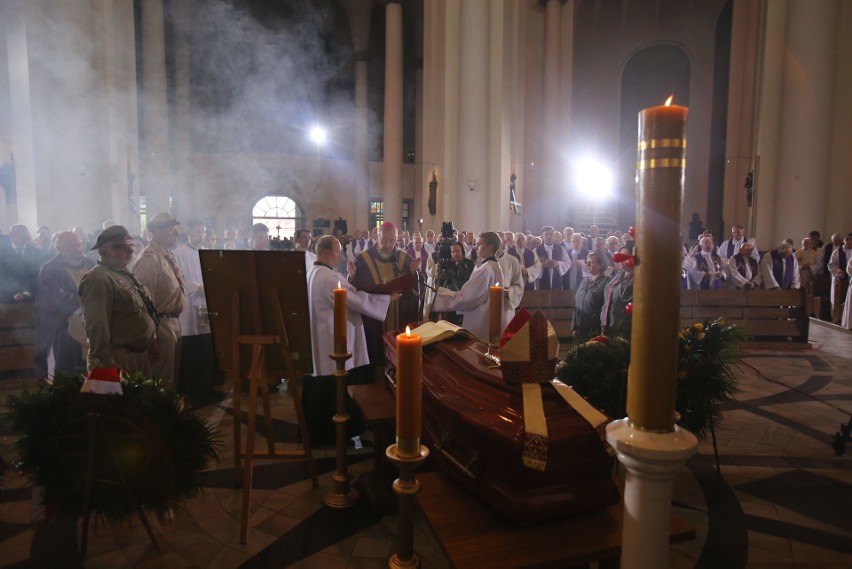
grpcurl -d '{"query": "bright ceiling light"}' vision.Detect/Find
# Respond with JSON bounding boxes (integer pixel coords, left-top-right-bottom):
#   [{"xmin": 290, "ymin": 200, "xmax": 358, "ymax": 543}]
[
  {"xmin": 309, "ymin": 125, "xmax": 327, "ymax": 145},
  {"xmin": 574, "ymin": 157, "xmax": 613, "ymax": 200}
]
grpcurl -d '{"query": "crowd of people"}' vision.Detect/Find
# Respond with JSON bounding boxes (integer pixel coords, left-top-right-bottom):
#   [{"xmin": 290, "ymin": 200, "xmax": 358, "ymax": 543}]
[{"xmin": 1, "ymin": 217, "xmax": 850, "ymax": 433}]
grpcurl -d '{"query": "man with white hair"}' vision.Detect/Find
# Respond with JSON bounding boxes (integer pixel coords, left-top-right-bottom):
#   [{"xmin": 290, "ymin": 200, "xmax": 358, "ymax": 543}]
[
  {"xmin": 351, "ymin": 222, "xmax": 419, "ymax": 373},
  {"xmin": 508, "ymin": 232, "xmax": 541, "ymax": 290},
  {"xmin": 690, "ymin": 236, "xmax": 725, "ymax": 289},
  {"xmin": 726, "ymin": 242, "xmax": 762, "ymax": 289},
  {"xmin": 34, "ymin": 231, "xmax": 95, "ymax": 378},
  {"xmin": 759, "ymin": 241, "xmax": 801, "ymax": 290}
]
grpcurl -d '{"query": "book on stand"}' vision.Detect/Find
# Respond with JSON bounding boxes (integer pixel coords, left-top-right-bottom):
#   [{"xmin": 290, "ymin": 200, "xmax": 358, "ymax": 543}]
[{"xmin": 414, "ymin": 320, "xmax": 482, "ymax": 346}]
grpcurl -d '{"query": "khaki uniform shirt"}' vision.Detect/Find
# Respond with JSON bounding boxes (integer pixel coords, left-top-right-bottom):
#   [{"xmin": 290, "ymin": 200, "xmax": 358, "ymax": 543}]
[
  {"xmin": 79, "ymin": 263, "xmax": 158, "ymax": 368},
  {"xmin": 133, "ymin": 243, "xmax": 185, "ymax": 316}
]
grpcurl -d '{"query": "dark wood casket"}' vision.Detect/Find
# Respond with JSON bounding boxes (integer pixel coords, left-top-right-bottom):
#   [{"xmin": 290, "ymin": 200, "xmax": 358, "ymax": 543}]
[{"xmin": 385, "ymin": 333, "xmax": 620, "ymax": 526}]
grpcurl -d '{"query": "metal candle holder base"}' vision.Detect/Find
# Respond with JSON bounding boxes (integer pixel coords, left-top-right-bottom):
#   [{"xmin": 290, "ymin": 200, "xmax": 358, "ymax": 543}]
[
  {"xmin": 323, "ymin": 348, "xmax": 359, "ymax": 509},
  {"xmin": 386, "ymin": 444, "xmax": 429, "ymax": 569}
]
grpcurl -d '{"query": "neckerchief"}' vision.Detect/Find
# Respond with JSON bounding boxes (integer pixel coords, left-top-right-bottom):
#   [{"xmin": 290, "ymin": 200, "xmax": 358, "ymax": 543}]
[{"xmin": 100, "ymin": 261, "xmax": 160, "ymax": 328}]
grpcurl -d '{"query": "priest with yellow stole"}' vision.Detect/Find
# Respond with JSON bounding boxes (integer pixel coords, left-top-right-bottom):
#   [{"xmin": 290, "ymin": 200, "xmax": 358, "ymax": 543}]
[{"xmin": 350, "ymin": 222, "xmax": 419, "ymax": 375}]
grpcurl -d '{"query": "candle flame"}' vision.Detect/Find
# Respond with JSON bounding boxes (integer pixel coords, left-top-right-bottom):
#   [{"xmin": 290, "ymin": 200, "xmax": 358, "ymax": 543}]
[
  {"xmin": 495, "ymin": 282, "xmax": 500, "ymax": 287},
  {"xmin": 665, "ymin": 95, "xmax": 673, "ymax": 106},
  {"xmin": 405, "ymin": 325, "xmax": 411, "ymax": 337},
  {"xmin": 337, "ymin": 280, "xmax": 341, "ymax": 288}
]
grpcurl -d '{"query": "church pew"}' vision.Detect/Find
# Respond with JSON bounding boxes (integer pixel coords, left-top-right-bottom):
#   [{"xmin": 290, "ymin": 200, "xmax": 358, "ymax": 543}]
[
  {"xmin": 517, "ymin": 287, "xmax": 808, "ymax": 344},
  {"xmin": 0, "ymin": 303, "xmax": 36, "ymax": 373}
]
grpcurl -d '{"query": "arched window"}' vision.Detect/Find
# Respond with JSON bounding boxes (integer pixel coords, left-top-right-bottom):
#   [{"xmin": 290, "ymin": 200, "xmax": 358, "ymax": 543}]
[{"xmin": 252, "ymin": 195, "xmax": 303, "ymax": 239}]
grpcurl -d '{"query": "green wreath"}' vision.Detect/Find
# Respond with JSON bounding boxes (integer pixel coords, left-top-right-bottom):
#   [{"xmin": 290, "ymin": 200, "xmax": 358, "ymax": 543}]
[
  {"xmin": 556, "ymin": 318, "xmax": 744, "ymax": 441},
  {"xmin": 5, "ymin": 372, "xmax": 221, "ymax": 522}
]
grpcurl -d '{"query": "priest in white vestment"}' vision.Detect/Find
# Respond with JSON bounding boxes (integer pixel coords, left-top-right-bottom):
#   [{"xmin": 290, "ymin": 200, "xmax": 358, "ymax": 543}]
[
  {"xmin": 497, "ymin": 246, "xmax": 524, "ymax": 313},
  {"xmin": 304, "ymin": 235, "xmax": 395, "ymax": 445},
  {"xmin": 432, "ymin": 232, "xmax": 512, "ymax": 341}
]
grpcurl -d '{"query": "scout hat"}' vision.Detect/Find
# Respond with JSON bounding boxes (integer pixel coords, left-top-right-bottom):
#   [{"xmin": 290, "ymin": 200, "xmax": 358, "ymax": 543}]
[
  {"xmin": 147, "ymin": 212, "xmax": 180, "ymax": 230},
  {"xmin": 91, "ymin": 225, "xmax": 131, "ymax": 250}
]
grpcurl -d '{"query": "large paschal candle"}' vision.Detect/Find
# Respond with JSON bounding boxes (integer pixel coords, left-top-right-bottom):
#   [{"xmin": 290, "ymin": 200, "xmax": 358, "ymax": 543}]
[
  {"xmin": 333, "ymin": 282, "xmax": 347, "ymax": 349},
  {"xmin": 627, "ymin": 96, "xmax": 687, "ymax": 433},
  {"xmin": 396, "ymin": 326, "xmax": 422, "ymax": 458}
]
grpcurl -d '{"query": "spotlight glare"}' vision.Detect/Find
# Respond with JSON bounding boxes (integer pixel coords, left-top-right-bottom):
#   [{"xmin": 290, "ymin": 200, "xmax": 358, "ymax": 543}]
[
  {"xmin": 574, "ymin": 158, "xmax": 613, "ymax": 200},
  {"xmin": 309, "ymin": 126, "xmax": 327, "ymax": 145}
]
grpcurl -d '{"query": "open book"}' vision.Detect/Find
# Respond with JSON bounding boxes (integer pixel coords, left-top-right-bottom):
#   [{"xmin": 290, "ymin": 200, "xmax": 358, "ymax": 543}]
[{"xmin": 414, "ymin": 320, "xmax": 482, "ymax": 346}]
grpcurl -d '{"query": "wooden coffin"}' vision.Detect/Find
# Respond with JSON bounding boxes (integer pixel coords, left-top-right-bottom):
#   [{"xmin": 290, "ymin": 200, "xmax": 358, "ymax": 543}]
[{"xmin": 385, "ymin": 333, "xmax": 619, "ymax": 526}]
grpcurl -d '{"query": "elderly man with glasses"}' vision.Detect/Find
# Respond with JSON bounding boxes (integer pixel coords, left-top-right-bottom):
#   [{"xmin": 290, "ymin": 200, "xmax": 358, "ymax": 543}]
[{"xmin": 78, "ymin": 225, "xmax": 160, "ymax": 376}]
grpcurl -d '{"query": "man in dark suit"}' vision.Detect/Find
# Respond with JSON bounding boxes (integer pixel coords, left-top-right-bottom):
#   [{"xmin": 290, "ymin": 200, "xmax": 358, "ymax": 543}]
[{"xmin": 4, "ymin": 224, "xmax": 50, "ymax": 302}]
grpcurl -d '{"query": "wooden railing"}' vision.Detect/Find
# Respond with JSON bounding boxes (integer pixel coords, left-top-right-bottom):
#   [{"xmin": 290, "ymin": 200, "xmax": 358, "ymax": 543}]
[
  {"xmin": 0, "ymin": 303, "xmax": 35, "ymax": 374},
  {"xmin": 518, "ymin": 288, "xmax": 809, "ymax": 343}
]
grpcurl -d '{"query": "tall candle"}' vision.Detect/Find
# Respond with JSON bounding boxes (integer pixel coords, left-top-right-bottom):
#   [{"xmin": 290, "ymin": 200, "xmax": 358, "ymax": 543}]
[
  {"xmin": 333, "ymin": 281, "xmax": 347, "ymax": 349},
  {"xmin": 627, "ymin": 96, "xmax": 687, "ymax": 432},
  {"xmin": 396, "ymin": 326, "xmax": 422, "ymax": 458},
  {"xmin": 489, "ymin": 282, "xmax": 503, "ymax": 344}
]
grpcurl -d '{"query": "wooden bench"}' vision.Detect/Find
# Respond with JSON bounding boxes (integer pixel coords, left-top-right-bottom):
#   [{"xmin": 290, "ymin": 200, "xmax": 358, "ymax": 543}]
[
  {"xmin": 0, "ymin": 302, "xmax": 35, "ymax": 374},
  {"xmin": 516, "ymin": 288, "xmax": 808, "ymax": 344},
  {"xmin": 518, "ymin": 289, "xmax": 575, "ymax": 339},
  {"xmin": 348, "ymin": 382, "xmax": 399, "ymax": 514},
  {"xmin": 680, "ymin": 288, "xmax": 809, "ymax": 343}
]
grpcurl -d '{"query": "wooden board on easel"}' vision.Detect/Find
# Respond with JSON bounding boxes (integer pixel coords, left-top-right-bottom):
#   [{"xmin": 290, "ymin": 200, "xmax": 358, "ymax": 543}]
[
  {"xmin": 200, "ymin": 250, "xmax": 313, "ymax": 378},
  {"xmin": 199, "ymin": 250, "xmax": 317, "ymax": 544}
]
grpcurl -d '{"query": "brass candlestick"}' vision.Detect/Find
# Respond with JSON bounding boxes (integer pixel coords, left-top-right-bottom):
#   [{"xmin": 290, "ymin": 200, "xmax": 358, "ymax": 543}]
[
  {"xmin": 386, "ymin": 444, "xmax": 429, "ymax": 569},
  {"xmin": 323, "ymin": 346, "xmax": 359, "ymax": 509}
]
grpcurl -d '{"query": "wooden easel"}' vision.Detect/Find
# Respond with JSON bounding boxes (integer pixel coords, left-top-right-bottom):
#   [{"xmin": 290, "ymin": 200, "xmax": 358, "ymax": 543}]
[
  {"xmin": 200, "ymin": 250, "xmax": 318, "ymax": 545},
  {"xmin": 230, "ymin": 291, "xmax": 318, "ymax": 543}
]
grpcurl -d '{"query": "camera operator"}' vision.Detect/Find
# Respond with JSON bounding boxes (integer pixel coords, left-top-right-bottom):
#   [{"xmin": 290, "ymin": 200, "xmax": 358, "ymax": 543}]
[{"xmin": 426, "ymin": 222, "xmax": 474, "ymax": 324}]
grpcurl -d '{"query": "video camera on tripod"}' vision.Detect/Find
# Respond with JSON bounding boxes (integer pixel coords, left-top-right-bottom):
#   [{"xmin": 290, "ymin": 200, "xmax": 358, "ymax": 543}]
[{"xmin": 435, "ymin": 221, "xmax": 464, "ymax": 290}]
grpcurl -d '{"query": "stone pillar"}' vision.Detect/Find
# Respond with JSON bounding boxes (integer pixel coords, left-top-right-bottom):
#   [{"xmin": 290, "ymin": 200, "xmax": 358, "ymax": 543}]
[
  {"xmin": 340, "ymin": 0, "xmax": 373, "ymax": 231},
  {"xmin": 456, "ymin": 0, "xmax": 489, "ymax": 232},
  {"xmin": 752, "ymin": 0, "xmax": 786, "ymax": 248},
  {"xmin": 2, "ymin": 0, "xmax": 35, "ymax": 227},
  {"xmin": 170, "ymin": 0, "xmax": 193, "ymax": 224},
  {"xmin": 606, "ymin": 421, "xmax": 697, "ymax": 569},
  {"xmin": 773, "ymin": 0, "xmax": 836, "ymax": 244},
  {"xmin": 140, "ymin": 0, "xmax": 171, "ymax": 219},
  {"xmin": 98, "ymin": 0, "xmax": 139, "ymax": 231},
  {"xmin": 383, "ymin": 1, "xmax": 403, "ymax": 227},
  {"xmin": 542, "ymin": 0, "xmax": 562, "ymax": 224}
]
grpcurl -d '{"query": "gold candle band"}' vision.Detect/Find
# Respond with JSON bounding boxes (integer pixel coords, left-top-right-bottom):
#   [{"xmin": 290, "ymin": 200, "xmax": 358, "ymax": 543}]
[
  {"xmin": 636, "ymin": 158, "xmax": 687, "ymax": 170},
  {"xmin": 637, "ymin": 137, "xmax": 687, "ymax": 150}
]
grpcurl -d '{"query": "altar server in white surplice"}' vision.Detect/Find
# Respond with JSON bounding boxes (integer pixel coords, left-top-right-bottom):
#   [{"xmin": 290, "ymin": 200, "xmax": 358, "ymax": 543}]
[
  {"xmin": 432, "ymin": 232, "xmax": 512, "ymax": 341},
  {"xmin": 497, "ymin": 246, "xmax": 525, "ymax": 313},
  {"xmin": 304, "ymin": 235, "xmax": 395, "ymax": 445},
  {"xmin": 307, "ymin": 236, "xmax": 394, "ymax": 376}
]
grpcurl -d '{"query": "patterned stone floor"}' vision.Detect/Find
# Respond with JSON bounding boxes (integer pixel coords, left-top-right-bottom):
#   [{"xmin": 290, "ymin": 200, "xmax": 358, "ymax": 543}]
[{"xmin": 1, "ymin": 321, "xmax": 851, "ymax": 568}]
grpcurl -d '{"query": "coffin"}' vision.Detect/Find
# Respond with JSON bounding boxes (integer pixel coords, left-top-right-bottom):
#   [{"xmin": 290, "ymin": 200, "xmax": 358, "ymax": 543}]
[{"xmin": 385, "ymin": 333, "xmax": 620, "ymax": 526}]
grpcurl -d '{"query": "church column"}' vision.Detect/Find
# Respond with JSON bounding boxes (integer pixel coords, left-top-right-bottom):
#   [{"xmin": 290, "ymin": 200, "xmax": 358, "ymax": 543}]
[
  {"xmin": 2, "ymin": 0, "xmax": 36, "ymax": 227},
  {"xmin": 752, "ymin": 0, "xmax": 786, "ymax": 248},
  {"xmin": 456, "ymin": 0, "xmax": 489, "ymax": 232},
  {"xmin": 542, "ymin": 0, "xmax": 562, "ymax": 226},
  {"xmin": 772, "ymin": 0, "xmax": 836, "ymax": 244},
  {"xmin": 383, "ymin": 0, "xmax": 403, "ymax": 227},
  {"xmin": 170, "ymin": 0, "xmax": 193, "ymax": 225},
  {"xmin": 97, "ymin": 0, "xmax": 139, "ymax": 231},
  {"xmin": 341, "ymin": 0, "xmax": 373, "ymax": 232},
  {"xmin": 140, "ymin": 0, "xmax": 171, "ymax": 219}
]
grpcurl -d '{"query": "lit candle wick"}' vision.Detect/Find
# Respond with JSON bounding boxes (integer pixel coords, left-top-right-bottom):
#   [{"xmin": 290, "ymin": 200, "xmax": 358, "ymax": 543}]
[
  {"xmin": 665, "ymin": 95, "xmax": 674, "ymax": 106},
  {"xmin": 405, "ymin": 325, "xmax": 411, "ymax": 337}
]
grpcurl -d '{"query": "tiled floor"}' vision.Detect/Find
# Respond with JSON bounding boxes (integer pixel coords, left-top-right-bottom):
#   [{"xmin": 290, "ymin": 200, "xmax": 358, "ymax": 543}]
[{"xmin": 1, "ymin": 321, "xmax": 851, "ymax": 568}]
